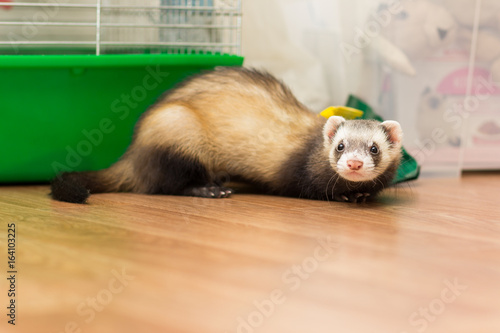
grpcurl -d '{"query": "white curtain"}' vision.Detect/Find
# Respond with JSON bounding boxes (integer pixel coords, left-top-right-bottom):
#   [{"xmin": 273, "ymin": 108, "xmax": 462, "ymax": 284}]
[{"xmin": 242, "ymin": 0, "xmax": 376, "ymax": 112}]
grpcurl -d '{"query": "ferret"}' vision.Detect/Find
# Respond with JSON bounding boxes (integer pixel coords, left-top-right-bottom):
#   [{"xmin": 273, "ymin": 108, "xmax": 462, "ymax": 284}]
[{"xmin": 50, "ymin": 67, "xmax": 403, "ymax": 204}]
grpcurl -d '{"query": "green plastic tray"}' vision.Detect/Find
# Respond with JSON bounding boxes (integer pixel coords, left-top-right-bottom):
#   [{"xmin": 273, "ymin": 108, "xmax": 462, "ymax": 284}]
[{"xmin": 0, "ymin": 53, "xmax": 243, "ymax": 182}]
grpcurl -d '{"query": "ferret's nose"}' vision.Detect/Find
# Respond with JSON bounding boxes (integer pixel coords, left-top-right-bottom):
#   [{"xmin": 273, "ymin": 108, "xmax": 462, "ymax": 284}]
[{"xmin": 347, "ymin": 160, "xmax": 363, "ymax": 170}]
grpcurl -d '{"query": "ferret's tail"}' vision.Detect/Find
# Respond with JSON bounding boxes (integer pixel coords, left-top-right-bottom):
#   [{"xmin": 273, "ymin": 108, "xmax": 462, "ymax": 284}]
[{"xmin": 50, "ymin": 162, "xmax": 132, "ymax": 204}]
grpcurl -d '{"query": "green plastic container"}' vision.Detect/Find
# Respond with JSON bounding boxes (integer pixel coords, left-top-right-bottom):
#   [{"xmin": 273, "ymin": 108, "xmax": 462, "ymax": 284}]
[{"xmin": 0, "ymin": 53, "xmax": 244, "ymax": 182}]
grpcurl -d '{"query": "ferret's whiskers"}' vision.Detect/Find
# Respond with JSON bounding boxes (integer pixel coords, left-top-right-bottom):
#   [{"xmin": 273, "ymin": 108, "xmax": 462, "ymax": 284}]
[
  {"xmin": 330, "ymin": 175, "xmax": 341, "ymax": 200},
  {"xmin": 325, "ymin": 174, "xmax": 336, "ymax": 202}
]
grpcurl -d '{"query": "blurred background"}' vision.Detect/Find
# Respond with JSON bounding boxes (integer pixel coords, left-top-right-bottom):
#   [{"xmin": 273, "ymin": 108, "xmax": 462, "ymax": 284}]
[
  {"xmin": 1, "ymin": 0, "xmax": 499, "ymax": 180},
  {"xmin": 243, "ymin": 0, "xmax": 500, "ymax": 177}
]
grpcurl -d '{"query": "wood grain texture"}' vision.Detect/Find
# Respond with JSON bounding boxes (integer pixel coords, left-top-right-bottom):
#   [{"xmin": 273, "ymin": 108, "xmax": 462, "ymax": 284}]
[{"xmin": 1, "ymin": 173, "xmax": 500, "ymax": 333}]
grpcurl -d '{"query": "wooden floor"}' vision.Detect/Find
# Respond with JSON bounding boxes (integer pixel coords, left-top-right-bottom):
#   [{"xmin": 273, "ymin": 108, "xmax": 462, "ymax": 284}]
[{"xmin": 1, "ymin": 173, "xmax": 500, "ymax": 333}]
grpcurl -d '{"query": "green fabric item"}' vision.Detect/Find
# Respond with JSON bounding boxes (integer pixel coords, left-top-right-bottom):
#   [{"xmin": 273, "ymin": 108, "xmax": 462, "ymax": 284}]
[{"xmin": 345, "ymin": 95, "xmax": 420, "ymax": 184}]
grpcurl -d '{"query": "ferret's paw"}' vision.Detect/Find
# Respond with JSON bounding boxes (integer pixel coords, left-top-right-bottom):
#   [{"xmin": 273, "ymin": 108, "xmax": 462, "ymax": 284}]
[
  {"xmin": 183, "ymin": 186, "xmax": 233, "ymax": 198},
  {"xmin": 334, "ymin": 192, "xmax": 370, "ymax": 203},
  {"xmin": 358, "ymin": 193, "xmax": 371, "ymax": 203},
  {"xmin": 333, "ymin": 194, "xmax": 350, "ymax": 202}
]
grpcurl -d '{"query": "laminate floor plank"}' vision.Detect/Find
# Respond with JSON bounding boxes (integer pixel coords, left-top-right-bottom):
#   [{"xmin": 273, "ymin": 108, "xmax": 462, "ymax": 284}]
[{"xmin": 1, "ymin": 173, "xmax": 499, "ymax": 333}]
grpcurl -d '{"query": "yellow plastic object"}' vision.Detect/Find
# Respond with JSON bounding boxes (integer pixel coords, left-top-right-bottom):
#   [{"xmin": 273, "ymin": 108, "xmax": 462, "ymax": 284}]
[{"xmin": 320, "ymin": 106, "xmax": 364, "ymax": 120}]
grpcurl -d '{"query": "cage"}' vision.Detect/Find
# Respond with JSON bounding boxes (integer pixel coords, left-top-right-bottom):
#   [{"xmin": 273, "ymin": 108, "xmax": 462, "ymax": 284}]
[
  {"xmin": 0, "ymin": 0, "xmax": 243, "ymax": 182},
  {"xmin": 0, "ymin": 0, "xmax": 242, "ymax": 55}
]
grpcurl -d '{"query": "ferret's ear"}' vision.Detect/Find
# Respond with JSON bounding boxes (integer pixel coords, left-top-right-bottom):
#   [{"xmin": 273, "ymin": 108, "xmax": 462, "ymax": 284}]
[
  {"xmin": 381, "ymin": 120, "xmax": 403, "ymax": 147},
  {"xmin": 323, "ymin": 116, "xmax": 345, "ymax": 147}
]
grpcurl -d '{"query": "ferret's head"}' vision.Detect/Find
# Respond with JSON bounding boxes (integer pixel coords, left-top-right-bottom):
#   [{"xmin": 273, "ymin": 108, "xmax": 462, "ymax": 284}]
[{"xmin": 323, "ymin": 117, "xmax": 403, "ymax": 182}]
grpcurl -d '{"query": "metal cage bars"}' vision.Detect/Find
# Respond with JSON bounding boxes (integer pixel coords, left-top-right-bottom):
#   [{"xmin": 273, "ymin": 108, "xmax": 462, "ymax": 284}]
[{"xmin": 0, "ymin": 1, "xmax": 241, "ymax": 55}]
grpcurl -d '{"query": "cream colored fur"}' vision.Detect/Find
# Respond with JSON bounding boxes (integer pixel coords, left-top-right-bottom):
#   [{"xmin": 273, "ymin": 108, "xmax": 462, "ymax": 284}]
[{"xmin": 134, "ymin": 68, "xmax": 322, "ymax": 184}]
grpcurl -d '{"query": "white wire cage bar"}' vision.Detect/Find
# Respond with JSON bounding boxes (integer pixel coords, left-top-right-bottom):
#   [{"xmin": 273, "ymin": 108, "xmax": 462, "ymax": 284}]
[{"xmin": 0, "ymin": 0, "xmax": 242, "ymax": 55}]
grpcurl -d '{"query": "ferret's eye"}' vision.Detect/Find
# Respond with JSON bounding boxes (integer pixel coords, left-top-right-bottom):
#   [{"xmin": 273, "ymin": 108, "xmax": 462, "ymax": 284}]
[
  {"xmin": 370, "ymin": 145, "xmax": 379, "ymax": 154},
  {"xmin": 336, "ymin": 143, "xmax": 345, "ymax": 152}
]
